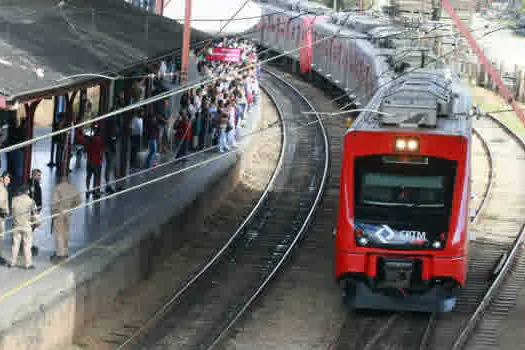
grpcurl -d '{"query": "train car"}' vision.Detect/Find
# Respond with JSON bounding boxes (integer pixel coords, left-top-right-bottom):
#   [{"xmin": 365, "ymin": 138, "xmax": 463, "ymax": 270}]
[
  {"xmin": 335, "ymin": 69, "xmax": 472, "ymax": 312},
  {"xmin": 253, "ymin": 2, "xmax": 328, "ymax": 65},
  {"xmin": 252, "ymin": 0, "xmax": 474, "ymax": 313}
]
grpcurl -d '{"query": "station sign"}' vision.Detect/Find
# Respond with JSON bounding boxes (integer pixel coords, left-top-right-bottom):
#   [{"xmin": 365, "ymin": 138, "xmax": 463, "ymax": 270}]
[{"xmin": 205, "ymin": 48, "xmax": 242, "ymax": 63}]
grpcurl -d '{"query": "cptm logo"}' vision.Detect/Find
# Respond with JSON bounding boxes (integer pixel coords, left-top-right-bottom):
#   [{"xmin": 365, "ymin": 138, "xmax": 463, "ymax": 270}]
[{"xmin": 375, "ymin": 225, "xmax": 427, "ymax": 243}]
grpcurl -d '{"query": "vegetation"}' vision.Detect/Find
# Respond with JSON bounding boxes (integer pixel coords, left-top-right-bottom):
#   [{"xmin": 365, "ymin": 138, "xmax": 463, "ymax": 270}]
[{"xmin": 469, "ymin": 85, "xmax": 525, "ymax": 139}]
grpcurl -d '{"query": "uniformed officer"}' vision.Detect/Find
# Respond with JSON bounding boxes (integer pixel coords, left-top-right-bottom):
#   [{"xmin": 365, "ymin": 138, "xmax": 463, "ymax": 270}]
[
  {"xmin": 51, "ymin": 175, "xmax": 81, "ymax": 263},
  {"xmin": 8, "ymin": 185, "xmax": 39, "ymax": 269},
  {"xmin": 0, "ymin": 172, "xmax": 10, "ymax": 262}
]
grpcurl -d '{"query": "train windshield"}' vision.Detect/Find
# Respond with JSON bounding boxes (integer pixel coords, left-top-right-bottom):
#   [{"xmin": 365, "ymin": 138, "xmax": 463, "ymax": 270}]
[
  {"xmin": 354, "ymin": 155, "xmax": 457, "ymax": 249},
  {"xmin": 362, "ymin": 173, "xmax": 445, "ymax": 208}
]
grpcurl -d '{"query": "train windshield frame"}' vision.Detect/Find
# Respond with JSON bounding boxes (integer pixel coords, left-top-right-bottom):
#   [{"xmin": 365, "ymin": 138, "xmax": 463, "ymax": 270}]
[{"xmin": 353, "ymin": 155, "xmax": 457, "ymax": 249}]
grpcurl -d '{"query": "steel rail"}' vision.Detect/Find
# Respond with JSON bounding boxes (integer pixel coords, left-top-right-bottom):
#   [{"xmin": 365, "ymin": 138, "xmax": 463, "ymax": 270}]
[
  {"xmin": 471, "ymin": 128, "xmax": 496, "ymax": 226},
  {"xmin": 450, "ymin": 114, "xmax": 525, "ymax": 350},
  {"xmin": 318, "ymin": 80, "xmax": 497, "ymax": 350},
  {"xmin": 205, "ymin": 68, "xmax": 330, "ymax": 349},
  {"xmin": 116, "ymin": 79, "xmax": 288, "ymax": 349},
  {"xmin": 418, "ymin": 124, "xmax": 498, "ymax": 350}
]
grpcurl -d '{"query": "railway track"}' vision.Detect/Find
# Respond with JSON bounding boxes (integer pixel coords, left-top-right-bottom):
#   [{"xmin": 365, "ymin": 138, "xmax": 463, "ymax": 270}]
[
  {"xmin": 328, "ymin": 122, "xmax": 497, "ymax": 350},
  {"xmin": 215, "ymin": 62, "xmax": 525, "ymax": 350},
  {"xmin": 215, "ymin": 65, "xmax": 351, "ymax": 349},
  {"xmin": 113, "ymin": 69, "xmax": 329, "ymax": 349},
  {"xmin": 216, "ymin": 64, "xmax": 502, "ymax": 350},
  {"xmin": 329, "ymin": 112, "xmax": 525, "ymax": 350}
]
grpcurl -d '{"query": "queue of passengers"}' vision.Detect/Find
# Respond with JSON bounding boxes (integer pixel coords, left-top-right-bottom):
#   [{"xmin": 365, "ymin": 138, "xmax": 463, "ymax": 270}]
[
  {"xmin": 0, "ymin": 38, "xmax": 260, "ymax": 269},
  {"xmin": 142, "ymin": 37, "xmax": 260, "ymax": 166}
]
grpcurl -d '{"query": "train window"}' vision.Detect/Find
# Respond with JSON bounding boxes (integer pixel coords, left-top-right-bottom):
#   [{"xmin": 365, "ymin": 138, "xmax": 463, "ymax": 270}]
[
  {"xmin": 362, "ymin": 173, "xmax": 445, "ymax": 207},
  {"xmin": 353, "ymin": 155, "xmax": 456, "ymax": 242}
]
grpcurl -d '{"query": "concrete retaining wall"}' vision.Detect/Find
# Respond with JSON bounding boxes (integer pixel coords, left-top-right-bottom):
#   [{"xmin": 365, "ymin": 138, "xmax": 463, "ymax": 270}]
[{"xmin": 0, "ymin": 103, "xmax": 262, "ymax": 350}]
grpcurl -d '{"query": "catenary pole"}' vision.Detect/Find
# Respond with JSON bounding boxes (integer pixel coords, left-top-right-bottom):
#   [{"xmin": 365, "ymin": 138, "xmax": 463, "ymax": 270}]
[
  {"xmin": 181, "ymin": 0, "xmax": 192, "ymax": 84},
  {"xmin": 440, "ymin": 0, "xmax": 525, "ymax": 125}
]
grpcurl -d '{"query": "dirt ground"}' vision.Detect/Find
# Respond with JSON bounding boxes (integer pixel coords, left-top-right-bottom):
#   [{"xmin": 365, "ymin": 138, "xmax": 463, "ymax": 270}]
[
  {"xmin": 469, "ymin": 85, "xmax": 525, "ymax": 138},
  {"xmin": 66, "ymin": 93, "xmax": 281, "ymax": 350}
]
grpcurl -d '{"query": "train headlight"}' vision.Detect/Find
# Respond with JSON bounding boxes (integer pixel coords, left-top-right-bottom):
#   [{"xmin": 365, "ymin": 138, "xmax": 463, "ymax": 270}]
[
  {"xmin": 394, "ymin": 137, "xmax": 419, "ymax": 152},
  {"xmin": 432, "ymin": 241, "xmax": 442, "ymax": 249},
  {"xmin": 395, "ymin": 138, "xmax": 406, "ymax": 150},
  {"xmin": 358, "ymin": 237, "xmax": 368, "ymax": 246},
  {"xmin": 407, "ymin": 139, "xmax": 418, "ymax": 151}
]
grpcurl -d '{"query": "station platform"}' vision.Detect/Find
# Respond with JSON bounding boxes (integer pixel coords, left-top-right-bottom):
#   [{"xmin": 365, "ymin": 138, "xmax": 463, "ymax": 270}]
[{"xmin": 0, "ymin": 65, "xmax": 262, "ymax": 349}]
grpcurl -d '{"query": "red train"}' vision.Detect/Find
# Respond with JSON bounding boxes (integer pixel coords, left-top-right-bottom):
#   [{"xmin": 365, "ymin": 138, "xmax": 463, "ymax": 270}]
[{"xmin": 334, "ymin": 72, "xmax": 472, "ymax": 312}]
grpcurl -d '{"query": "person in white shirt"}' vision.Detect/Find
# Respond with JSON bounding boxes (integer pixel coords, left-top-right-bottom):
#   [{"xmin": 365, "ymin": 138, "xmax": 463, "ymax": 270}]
[
  {"xmin": 130, "ymin": 110, "xmax": 144, "ymax": 168},
  {"xmin": 227, "ymin": 101, "xmax": 237, "ymax": 148}
]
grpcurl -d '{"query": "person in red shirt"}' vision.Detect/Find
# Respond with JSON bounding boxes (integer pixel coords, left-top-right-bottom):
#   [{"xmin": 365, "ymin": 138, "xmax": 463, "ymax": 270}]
[
  {"xmin": 174, "ymin": 110, "xmax": 191, "ymax": 160},
  {"xmin": 84, "ymin": 128, "xmax": 105, "ymax": 199}
]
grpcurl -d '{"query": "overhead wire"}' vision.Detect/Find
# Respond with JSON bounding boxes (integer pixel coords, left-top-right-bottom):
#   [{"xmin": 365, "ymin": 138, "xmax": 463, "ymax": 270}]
[
  {"xmin": 15, "ymin": 0, "xmax": 316, "ymax": 206},
  {"xmin": 37, "ymin": 6, "xmax": 318, "ymax": 84},
  {"xmin": 2, "ymin": 88, "xmax": 352, "ymax": 238},
  {"xmin": 4, "ymin": 2, "xmax": 316, "ymax": 207},
  {"xmin": 0, "ymin": 14, "xmax": 350, "ymax": 156},
  {"xmin": 14, "ymin": 30, "xmax": 507, "ymax": 235},
  {"xmin": 12, "ymin": 8, "xmax": 356, "ymax": 216},
  {"xmin": 6, "ymin": 8, "xmax": 506, "ymax": 207},
  {"xmin": 316, "ymin": 25, "xmax": 513, "ymax": 111},
  {"xmin": 1, "ymin": 3, "xmax": 512, "ymax": 247},
  {"xmin": 1, "ymin": 5, "xmax": 500, "ymax": 175},
  {"xmin": 28, "ymin": 8, "xmax": 380, "ymax": 212}
]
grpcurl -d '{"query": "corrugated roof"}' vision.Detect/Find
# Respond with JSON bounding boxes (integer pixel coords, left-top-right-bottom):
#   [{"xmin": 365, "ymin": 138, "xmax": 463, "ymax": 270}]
[{"xmin": 0, "ymin": 0, "xmax": 209, "ymax": 101}]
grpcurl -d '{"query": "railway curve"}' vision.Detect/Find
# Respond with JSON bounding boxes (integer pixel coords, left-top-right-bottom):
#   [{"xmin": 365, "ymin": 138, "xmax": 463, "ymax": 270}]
[{"xmin": 113, "ymin": 69, "xmax": 330, "ymax": 350}]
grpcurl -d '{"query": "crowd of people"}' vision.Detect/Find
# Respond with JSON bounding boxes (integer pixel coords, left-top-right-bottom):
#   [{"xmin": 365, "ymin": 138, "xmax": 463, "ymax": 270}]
[
  {"xmin": 142, "ymin": 37, "xmax": 261, "ymax": 170},
  {"xmin": 0, "ymin": 37, "xmax": 260, "ymax": 269}
]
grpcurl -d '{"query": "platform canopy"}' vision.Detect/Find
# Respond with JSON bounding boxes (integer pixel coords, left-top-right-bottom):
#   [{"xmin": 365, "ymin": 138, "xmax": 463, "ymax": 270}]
[
  {"xmin": 164, "ymin": 0, "xmax": 262, "ymax": 35},
  {"xmin": 0, "ymin": 0, "xmax": 209, "ymax": 105}
]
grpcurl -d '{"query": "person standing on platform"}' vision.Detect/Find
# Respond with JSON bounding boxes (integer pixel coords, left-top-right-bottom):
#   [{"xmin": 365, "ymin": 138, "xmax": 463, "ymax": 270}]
[
  {"xmin": 84, "ymin": 128, "xmax": 105, "ymax": 199},
  {"xmin": 174, "ymin": 110, "xmax": 191, "ymax": 159},
  {"xmin": 130, "ymin": 111, "xmax": 143, "ymax": 169},
  {"xmin": 0, "ymin": 172, "xmax": 10, "ymax": 263},
  {"xmin": 145, "ymin": 114, "xmax": 159, "ymax": 168},
  {"xmin": 29, "ymin": 169, "xmax": 42, "ymax": 212},
  {"xmin": 155, "ymin": 98, "xmax": 170, "ymax": 154},
  {"xmin": 28, "ymin": 169, "xmax": 42, "ymax": 256},
  {"xmin": 51, "ymin": 175, "xmax": 81, "ymax": 263},
  {"xmin": 105, "ymin": 91, "xmax": 125, "ymax": 194},
  {"xmin": 8, "ymin": 185, "xmax": 39, "ymax": 269}
]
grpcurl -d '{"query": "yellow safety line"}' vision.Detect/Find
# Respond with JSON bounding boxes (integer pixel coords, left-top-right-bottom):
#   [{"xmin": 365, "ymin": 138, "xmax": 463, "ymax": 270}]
[
  {"xmin": 92, "ymin": 244, "xmax": 117, "ymax": 251},
  {"xmin": 0, "ymin": 214, "xmax": 139, "ymax": 303}
]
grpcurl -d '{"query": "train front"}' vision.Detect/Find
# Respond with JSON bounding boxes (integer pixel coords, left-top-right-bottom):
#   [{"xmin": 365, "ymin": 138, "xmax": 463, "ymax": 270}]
[{"xmin": 335, "ymin": 124, "xmax": 470, "ymax": 312}]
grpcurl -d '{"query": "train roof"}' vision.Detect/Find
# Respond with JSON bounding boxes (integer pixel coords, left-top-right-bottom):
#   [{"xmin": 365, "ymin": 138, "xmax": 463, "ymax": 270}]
[{"xmin": 351, "ymin": 69, "xmax": 472, "ymax": 137}]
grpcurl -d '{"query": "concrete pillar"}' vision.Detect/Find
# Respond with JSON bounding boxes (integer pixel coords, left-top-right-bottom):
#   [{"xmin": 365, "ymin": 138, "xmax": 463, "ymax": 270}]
[
  {"xmin": 98, "ymin": 81, "xmax": 110, "ymax": 144},
  {"xmin": 119, "ymin": 80, "xmax": 133, "ymax": 178},
  {"xmin": 180, "ymin": 0, "xmax": 192, "ymax": 84},
  {"xmin": 155, "ymin": 0, "xmax": 164, "ymax": 15},
  {"xmin": 48, "ymin": 96, "xmax": 59, "ymax": 166},
  {"xmin": 22, "ymin": 101, "xmax": 40, "ymax": 184},
  {"xmin": 60, "ymin": 91, "xmax": 78, "ymax": 176}
]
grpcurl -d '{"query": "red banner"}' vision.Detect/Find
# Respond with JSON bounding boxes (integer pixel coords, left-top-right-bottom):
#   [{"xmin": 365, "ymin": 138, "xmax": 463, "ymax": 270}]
[{"xmin": 205, "ymin": 47, "xmax": 242, "ymax": 63}]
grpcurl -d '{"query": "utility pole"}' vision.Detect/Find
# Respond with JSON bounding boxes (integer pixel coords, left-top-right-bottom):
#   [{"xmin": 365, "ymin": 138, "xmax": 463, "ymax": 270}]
[
  {"xmin": 333, "ymin": 0, "xmax": 338, "ymax": 11},
  {"xmin": 181, "ymin": 0, "xmax": 192, "ymax": 84},
  {"xmin": 440, "ymin": 0, "xmax": 525, "ymax": 125},
  {"xmin": 155, "ymin": 0, "xmax": 164, "ymax": 15}
]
